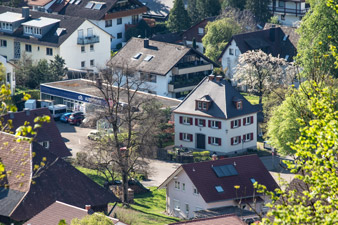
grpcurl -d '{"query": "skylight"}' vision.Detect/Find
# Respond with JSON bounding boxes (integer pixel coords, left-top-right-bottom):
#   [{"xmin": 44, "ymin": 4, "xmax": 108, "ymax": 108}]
[
  {"xmin": 69, "ymin": 0, "xmax": 76, "ymax": 4},
  {"xmin": 212, "ymin": 164, "xmax": 238, "ymax": 178},
  {"xmin": 75, "ymin": 0, "xmax": 81, "ymax": 5},
  {"xmin": 250, "ymin": 178, "xmax": 256, "ymax": 184},
  {"xmin": 283, "ymin": 35, "xmax": 289, "ymax": 41},
  {"xmin": 285, "ymin": 55, "xmax": 289, "ymax": 61},
  {"xmin": 133, "ymin": 52, "xmax": 142, "ymax": 59},
  {"xmin": 144, "ymin": 55, "xmax": 153, "ymax": 62},
  {"xmin": 215, "ymin": 185, "xmax": 224, "ymax": 192},
  {"xmin": 93, "ymin": 3, "xmax": 105, "ymax": 10},
  {"xmin": 85, "ymin": 2, "xmax": 95, "ymax": 8}
]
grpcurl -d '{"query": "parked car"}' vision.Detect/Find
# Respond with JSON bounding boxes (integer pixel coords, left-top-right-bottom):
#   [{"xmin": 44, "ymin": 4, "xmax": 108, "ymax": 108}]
[
  {"xmin": 87, "ymin": 130, "xmax": 101, "ymax": 141},
  {"xmin": 68, "ymin": 112, "xmax": 85, "ymax": 125},
  {"xmin": 60, "ymin": 112, "xmax": 72, "ymax": 123}
]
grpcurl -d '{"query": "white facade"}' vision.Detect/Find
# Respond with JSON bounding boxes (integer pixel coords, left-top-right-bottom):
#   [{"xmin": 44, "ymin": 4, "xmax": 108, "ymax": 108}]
[
  {"xmin": 269, "ymin": 0, "xmax": 308, "ymax": 26},
  {"xmin": 174, "ymin": 113, "xmax": 257, "ymax": 155},
  {"xmin": 0, "ymin": 55, "xmax": 16, "ymax": 95},
  {"xmin": 220, "ymin": 39, "xmax": 241, "ymax": 79},
  {"xmin": 165, "ymin": 168, "xmax": 266, "ymax": 219},
  {"xmin": 0, "ymin": 20, "xmax": 111, "ymax": 72}
]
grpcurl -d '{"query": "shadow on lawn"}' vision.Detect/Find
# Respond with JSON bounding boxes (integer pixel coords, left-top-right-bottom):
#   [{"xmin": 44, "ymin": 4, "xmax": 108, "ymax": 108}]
[{"xmin": 130, "ymin": 205, "xmax": 180, "ymax": 223}]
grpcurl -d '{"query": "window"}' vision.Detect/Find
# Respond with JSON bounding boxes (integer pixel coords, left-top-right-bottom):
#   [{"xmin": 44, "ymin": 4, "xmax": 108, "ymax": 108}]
[
  {"xmin": 105, "ymin": 19, "xmax": 112, "ymax": 27},
  {"xmin": 181, "ymin": 116, "xmax": 192, "ymax": 125},
  {"xmin": 39, "ymin": 141, "xmax": 50, "ymax": 149},
  {"xmin": 229, "ymin": 48, "xmax": 234, "ymax": 55},
  {"xmin": 0, "ymin": 40, "xmax": 7, "ymax": 47},
  {"xmin": 231, "ymin": 136, "xmax": 241, "ymax": 145},
  {"xmin": 78, "ymin": 29, "xmax": 83, "ymax": 38},
  {"xmin": 243, "ymin": 116, "xmax": 253, "ymax": 125},
  {"xmin": 196, "ymin": 118, "xmax": 205, "ymax": 127},
  {"xmin": 250, "ymin": 178, "xmax": 256, "ymax": 184},
  {"xmin": 81, "ymin": 61, "xmax": 85, "ymax": 67},
  {"xmin": 285, "ymin": 55, "xmax": 289, "ymax": 61},
  {"xmin": 90, "ymin": 59, "xmax": 94, "ymax": 66},
  {"xmin": 132, "ymin": 15, "xmax": 139, "ymax": 24},
  {"xmin": 185, "ymin": 204, "xmax": 189, "ymax": 214},
  {"xmin": 196, "ymin": 101, "xmax": 208, "ymax": 110},
  {"xmin": 209, "ymin": 120, "xmax": 221, "ymax": 129},
  {"xmin": 243, "ymin": 133, "xmax": 253, "ymax": 142},
  {"xmin": 46, "ymin": 48, "xmax": 53, "ymax": 56},
  {"xmin": 231, "ymin": 119, "xmax": 241, "ymax": 128},
  {"xmin": 278, "ymin": 0, "xmax": 285, "ymax": 7},
  {"xmin": 209, "ymin": 137, "xmax": 221, "ymax": 146},
  {"xmin": 117, "ymin": 32, "xmax": 122, "ymax": 39},
  {"xmin": 236, "ymin": 101, "xmax": 242, "ymax": 109},
  {"xmin": 173, "ymin": 200, "xmax": 180, "ymax": 211},
  {"xmin": 193, "ymin": 187, "xmax": 199, "ymax": 195},
  {"xmin": 37, "ymin": 46, "xmax": 40, "ymax": 51},
  {"xmin": 198, "ymin": 27, "xmax": 204, "ymax": 35},
  {"xmin": 6, "ymin": 73, "xmax": 10, "ymax": 83},
  {"xmin": 25, "ymin": 44, "xmax": 32, "ymax": 52},
  {"xmin": 281, "ymin": 15, "xmax": 285, "ymax": 20},
  {"xmin": 90, "ymin": 44, "xmax": 94, "ymax": 51},
  {"xmin": 81, "ymin": 46, "xmax": 85, "ymax": 53},
  {"xmin": 215, "ymin": 185, "xmax": 224, "ymax": 192},
  {"xmin": 182, "ymin": 183, "xmax": 185, "ymax": 191},
  {"xmin": 180, "ymin": 133, "xmax": 193, "ymax": 142},
  {"xmin": 87, "ymin": 28, "xmax": 93, "ymax": 37},
  {"xmin": 175, "ymin": 181, "xmax": 180, "ymax": 189},
  {"xmin": 117, "ymin": 18, "xmax": 122, "ymax": 25}
]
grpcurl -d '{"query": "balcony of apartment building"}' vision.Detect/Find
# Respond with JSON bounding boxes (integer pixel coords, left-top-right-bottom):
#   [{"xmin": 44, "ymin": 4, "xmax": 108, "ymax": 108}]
[
  {"xmin": 269, "ymin": 0, "xmax": 310, "ymax": 16},
  {"xmin": 168, "ymin": 71, "xmax": 210, "ymax": 93},
  {"xmin": 171, "ymin": 61, "xmax": 213, "ymax": 76},
  {"xmin": 77, "ymin": 35, "xmax": 99, "ymax": 45}
]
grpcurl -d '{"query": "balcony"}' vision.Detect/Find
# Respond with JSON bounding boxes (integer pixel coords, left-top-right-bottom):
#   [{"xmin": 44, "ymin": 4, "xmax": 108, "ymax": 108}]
[
  {"xmin": 168, "ymin": 73, "xmax": 206, "ymax": 93},
  {"xmin": 77, "ymin": 35, "xmax": 100, "ymax": 45},
  {"xmin": 269, "ymin": 6, "xmax": 309, "ymax": 15},
  {"xmin": 172, "ymin": 62, "xmax": 213, "ymax": 75}
]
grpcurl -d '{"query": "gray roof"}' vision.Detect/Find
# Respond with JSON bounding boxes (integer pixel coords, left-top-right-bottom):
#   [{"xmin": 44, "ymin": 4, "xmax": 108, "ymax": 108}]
[
  {"xmin": 0, "ymin": 6, "xmax": 85, "ymax": 47},
  {"xmin": 174, "ymin": 76, "xmax": 258, "ymax": 119},
  {"xmin": 0, "ymin": 188, "xmax": 26, "ymax": 217},
  {"xmin": 110, "ymin": 37, "xmax": 216, "ymax": 76}
]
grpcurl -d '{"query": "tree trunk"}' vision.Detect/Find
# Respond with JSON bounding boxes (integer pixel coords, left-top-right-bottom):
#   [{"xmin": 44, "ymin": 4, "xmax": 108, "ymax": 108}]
[{"xmin": 121, "ymin": 170, "xmax": 129, "ymax": 203}]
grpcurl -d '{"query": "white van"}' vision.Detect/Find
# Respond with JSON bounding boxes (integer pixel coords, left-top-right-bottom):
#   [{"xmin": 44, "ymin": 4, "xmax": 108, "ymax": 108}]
[{"xmin": 48, "ymin": 104, "xmax": 67, "ymax": 120}]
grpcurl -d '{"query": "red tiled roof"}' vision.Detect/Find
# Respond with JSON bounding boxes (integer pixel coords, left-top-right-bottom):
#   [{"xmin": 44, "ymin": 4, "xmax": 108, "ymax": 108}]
[
  {"xmin": 182, "ymin": 155, "xmax": 278, "ymax": 203},
  {"xmin": 169, "ymin": 214, "xmax": 245, "ymax": 225},
  {"xmin": 181, "ymin": 17, "xmax": 216, "ymax": 43},
  {"xmin": 2, "ymin": 108, "xmax": 71, "ymax": 157},
  {"xmin": 103, "ymin": 6, "xmax": 148, "ymax": 20}
]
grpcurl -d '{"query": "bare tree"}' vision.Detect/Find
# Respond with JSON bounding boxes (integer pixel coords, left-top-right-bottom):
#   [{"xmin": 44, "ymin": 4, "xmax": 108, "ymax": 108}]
[
  {"xmin": 86, "ymin": 62, "xmax": 164, "ymax": 203},
  {"xmin": 233, "ymin": 50, "xmax": 297, "ymax": 104}
]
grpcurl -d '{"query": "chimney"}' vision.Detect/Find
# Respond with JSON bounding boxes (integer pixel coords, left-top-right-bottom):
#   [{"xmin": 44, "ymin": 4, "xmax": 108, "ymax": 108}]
[
  {"xmin": 8, "ymin": 111, "xmax": 14, "ymax": 119},
  {"xmin": 24, "ymin": 108, "xmax": 30, "ymax": 116},
  {"xmin": 85, "ymin": 205, "xmax": 91, "ymax": 211},
  {"xmin": 269, "ymin": 27, "xmax": 276, "ymax": 42},
  {"xmin": 96, "ymin": 78, "xmax": 102, "ymax": 89},
  {"xmin": 208, "ymin": 74, "xmax": 215, "ymax": 81},
  {"xmin": 212, "ymin": 153, "xmax": 218, "ymax": 161},
  {"xmin": 215, "ymin": 75, "xmax": 222, "ymax": 82},
  {"xmin": 22, "ymin": 7, "xmax": 30, "ymax": 20},
  {"xmin": 144, "ymin": 38, "xmax": 149, "ymax": 48}
]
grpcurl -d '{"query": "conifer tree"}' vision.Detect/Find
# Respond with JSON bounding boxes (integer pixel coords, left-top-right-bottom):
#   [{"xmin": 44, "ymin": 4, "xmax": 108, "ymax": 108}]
[{"xmin": 166, "ymin": 0, "xmax": 191, "ymax": 32}]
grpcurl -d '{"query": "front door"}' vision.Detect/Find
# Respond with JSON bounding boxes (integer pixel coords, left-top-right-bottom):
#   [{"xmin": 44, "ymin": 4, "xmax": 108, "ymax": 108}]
[{"xmin": 196, "ymin": 134, "xmax": 206, "ymax": 149}]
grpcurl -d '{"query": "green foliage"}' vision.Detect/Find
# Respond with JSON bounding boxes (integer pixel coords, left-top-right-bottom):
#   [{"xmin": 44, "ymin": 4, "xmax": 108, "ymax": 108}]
[
  {"xmin": 202, "ymin": 18, "xmax": 241, "ymax": 61},
  {"xmin": 125, "ymin": 20, "xmax": 152, "ymax": 41},
  {"xmin": 49, "ymin": 55, "xmax": 68, "ymax": 81},
  {"xmin": 268, "ymin": 15, "xmax": 280, "ymax": 24},
  {"xmin": 196, "ymin": 0, "xmax": 221, "ymax": 21},
  {"xmin": 58, "ymin": 219, "xmax": 67, "ymax": 225},
  {"xmin": 187, "ymin": 0, "xmax": 200, "ymax": 24},
  {"xmin": 71, "ymin": 213, "xmax": 114, "ymax": 225},
  {"xmin": 245, "ymin": 0, "xmax": 271, "ymax": 23},
  {"xmin": 222, "ymin": 0, "xmax": 246, "ymax": 10},
  {"xmin": 166, "ymin": 0, "xmax": 191, "ymax": 32},
  {"xmin": 296, "ymin": 0, "xmax": 338, "ymax": 78},
  {"xmin": 258, "ymin": 82, "xmax": 338, "ymax": 224}
]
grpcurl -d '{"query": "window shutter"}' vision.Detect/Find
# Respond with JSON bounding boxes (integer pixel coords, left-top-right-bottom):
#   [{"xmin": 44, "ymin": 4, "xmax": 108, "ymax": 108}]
[
  {"xmin": 179, "ymin": 133, "xmax": 182, "ymax": 140},
  {"xmin": 231, "ymin": 137, "xmax": 233, "ymax": 145},
  {"xmin": 189, "ymin": 118, "xmax": 192, "ymax": 125},
  {"xmin": 180, "ymin": 116, "xmax": 183, "ymax": 124},
  {"xmin": 238, "ymin": 119, "xmax": 241, "ymax": 127},
  {"xmin": 251, "ymin": 133, "xmax": 253, "ymax": 140},
  {"xmin": 190, "ymin": 134, "xmax": 193, "ymax": 142},
  {"xmin": 243, "ymin": 135, "xmax": 246, "ymax": 141},
  {"xmin": 238, "ymin": 136, "xmax": 241, "ymax": 143},
  {"xmin": 195, "ymin": 118, "xmax": 198, "ymax": 126},
  {"xmin": 243, "ymin": 118, "xmax": 246, "ymax": 125},
  {"xmin": 231, "ymin": 121, "xmax": 234, "ymax": 128},
  {"xmin": 208, "ymin": 120, "xmax": 211, "ymax": 127},
  {"xmin": 203, "ymin": 119, "xmax": 206, "ymax": 127},
  {"xmin": 218, "ymin": 121, "xmax": 221, "ymax": 129},
  {"xmin": 208, "ymin": 137, "xmax": 211, "ymax": 144},
  {"xmin": 218, "ymin": 138, "xmax": 221, "ymax": 146},
  {"xmin": 195, "ymin": 101, "xmax": 198, "ymax": 110},
  {"xmin": 251, "ymin": 116, "xmax": 254, "ymax": 124}
]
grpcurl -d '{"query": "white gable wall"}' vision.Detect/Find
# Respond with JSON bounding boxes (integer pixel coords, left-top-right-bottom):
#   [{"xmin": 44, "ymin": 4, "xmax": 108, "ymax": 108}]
[{"xmin": 220, "ymin": 39, "xmax": 241, "ymax": 79}]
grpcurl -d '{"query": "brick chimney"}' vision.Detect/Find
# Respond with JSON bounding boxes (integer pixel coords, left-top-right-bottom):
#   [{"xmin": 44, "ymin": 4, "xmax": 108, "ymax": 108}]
[
  {"xmin": 24, "ymin": 108, "xmax": 30, "ymax": 116},
  {"xmin": 215, "ymin": 75, "xmax": 222, "ymax": 82},
  {"xmin": 208, "ymin": 75, "xmax": 215, "ymax": 81},
  {"xmin": 85, "ymin": 205, "xmax": 91, "ymax": 212},
  {"xmin": 22, "ymin": 7, "xmax": 30, "ymax": 20},
  {"xmin": 8, "ymin": 111, "xmax": 14, "ymax": 119},
  {"xmin": 144, "ymin": 38, "xmax": 149, "ymax": 48},
  {"xmin": 212, "ymin": 153, "xmax": 218, "ymax": 161}
]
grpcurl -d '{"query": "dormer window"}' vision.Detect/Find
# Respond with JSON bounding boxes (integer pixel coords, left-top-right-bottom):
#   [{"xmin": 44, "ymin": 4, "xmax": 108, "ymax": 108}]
[
  {"xmin": 198, "ymin": 28, "xmax": 204, "ymax": 35},
  {"xmin": 235, "ymin": 100, "xmax": 242, "ymax": 110},
  {"xmin": 196, "ymin": 95, "xmax": 212, "ymax": 111}
]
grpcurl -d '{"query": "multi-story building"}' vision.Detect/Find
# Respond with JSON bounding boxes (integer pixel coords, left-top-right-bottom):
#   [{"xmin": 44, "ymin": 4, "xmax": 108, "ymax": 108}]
[
  {"xmin": 174, "ymin": 75, "xmax": 258, "ymax": 155},
  {"xmin": 269, "ymin": 0, "xmax": 310, "ymax": 26},
  {"xmin": 26, "ymin": 0, "xmax": 148, "ymax": 49},
  {"xmin": 0, "ymin": 6, "xmax": 112, "ymax": 72},
  {"xmin": 109, "ymin": 37, "xmax": 217, "ymax": 99},
  {"xmin": 159, "ymin": 155, "xmax": 278, "ymax": 219}
]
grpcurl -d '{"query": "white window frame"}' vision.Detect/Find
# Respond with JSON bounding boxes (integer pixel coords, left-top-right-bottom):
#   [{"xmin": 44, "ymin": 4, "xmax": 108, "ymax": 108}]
[
  {"xmin": 81, "ymin": 61, "xmax": 85, "ymax": 68},
  {"xmin": 210, "ymin": 137, "xmax": 220, "ymax": 146},
  {"xmin": 182, "ymin": 183, "xmax": 185, "ymax": 191},
  {"xmin": 182, "ymin": 117, "xmax": 190, "ymax": 125},
  {"xmin": 197, "ymin": 101, "xmax": 202, "ymax": 109},
  {"xmin": 233, "ymin": 119, "xmax": 239, "ymax": 128},
  {"xmin": 229, "ymin": 48, "xmax": 234, "ymax": 55},
  {"xmin": 173, "ymin": 199, "xmax": 180, "ymax": 211},
  {"xmin": 175, "ymin": 181, "xmax": 180, "ymax": 190},
  {"xmin": 182, "ymin": 133, "xmax": 190, "ymax": 141},
  {"xmin": 197, "ymin": 119, "xmax": 204, "ymax": 127},
  {"xmin": 198, "ymin": 27, "xmax": 204, "ymax": 35},
  {"xmin": 210, "ymin": 120, "xmax": 219, "ymax": 129},
  {"xmin": 237, "ymin": 101, "xmax": 242, "ymax": 109},
  {"xmin": 81, "ymin": 46, "xmax": 85, "ymax": 53},
  {"xmin": 193, "ymin": 187, "xmax": 199, "ymax": 195},
  {"xmin": 39, "ymin": 141, "xmax": 50, "ymax": 149},
  {"xmin": 185, "ymin": 203, "xmax": 189, "ymax": 215},
  {"xmin": 202, "ymin": 102, "xmax": 207, "ymax": 110},
  {"xmin": 244, "ymin": 133, "xmax": 251, "ymax": 142},
  {"xmin": 245, "ymin": 117, "xmax": 251, "ymax": 125},
  {"xmin": 90, "ymin": 44, "xmax": 94, "ymax": 51},
  {"xmin": 233, "ymin": 136, "xmax": 240, "ymax": 145},
  {"xmin": 90, "ymin": 59, "xmax": 94, "ymax": 67}
]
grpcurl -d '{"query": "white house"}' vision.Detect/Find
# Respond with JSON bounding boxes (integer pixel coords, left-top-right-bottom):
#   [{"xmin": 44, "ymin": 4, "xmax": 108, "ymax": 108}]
[
  {"xmin": 27, "ymin": 0, "xmax": 148, "ymax": 50},
  {"xmin": 269, "ymin": 0, "xmax": 310, "ymax": 26},
  {"xmin": 109, "ymin": 38, "xmax": 217, "ymax": 99},
  {"xmin": 0, "ymin": 6, "xmax": 112, "ymax": 72},
  {"xmin": 218, "ymin": 26, "xmax": 299, "ymax": 79},
  {"xmin": 158, "ymin": 154, "xmax": 279, "ymax": 219},
  {"xmin": 173, "ymin": 75, "xmax": 258, "ymax": 155},
  {"xmin": 0, "ymin": 55, "xmax": 16, "ymax": 95}
]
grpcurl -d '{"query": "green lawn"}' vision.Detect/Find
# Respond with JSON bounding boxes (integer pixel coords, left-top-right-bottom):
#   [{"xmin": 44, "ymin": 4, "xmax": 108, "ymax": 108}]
[
  {"xmin": 75, "ymin": 166, "xmax": 108, "ymax": 187},
  {"xmin": 240, "ymin": 92, "xmax": 260, "ymax": 105}
]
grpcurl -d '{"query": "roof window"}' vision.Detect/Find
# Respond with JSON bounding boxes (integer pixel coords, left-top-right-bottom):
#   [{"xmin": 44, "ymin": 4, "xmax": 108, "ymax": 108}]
[
  {"xmin": 144, "ymin": 55, "xmax": 153, "ymax": 62},
  {"xmin": 212, "ymin": 164, "xmax": 238, "ymax": 178},
  {"xmin": 215, "ymin": 185, "xmax": 224, "ymax": 193},
  {"xmin": 93, "ymin": 2, "xmax": 105, "ymax": 10},
  {"xmin": 85, "ymin": 1, "xmax": 95, "ymax": 8},
  {"xmin": 75, "ymin": 0, "xmax": 81, "ymax": 5},
  {"xmin": 69, "ymin": 0, "xmax": 76, "ymax": 4},
  {"xmin": 283, "ymin": 35, "xmax": 289, "ymax": 41},
  {"xmin": 285, "ymin": 55, "xmax": 289, "ymax": 61},
  {"xmin": 133, "ymin": 52, "xmax": 142, "ymax": 59},
  {"xmin": 250, "ymin": 178, "xmax": 256, "ymax": 184}
]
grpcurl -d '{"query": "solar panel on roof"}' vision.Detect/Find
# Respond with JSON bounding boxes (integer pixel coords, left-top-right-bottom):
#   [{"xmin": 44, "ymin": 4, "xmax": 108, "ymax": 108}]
[
  {"xmin": 85, "ymin": 2, "xmax": 94, "ymax": 8},
  {"xmin": 75, "ymin": 0, "xmax": 81, "ymax": 5},
  {"xmin": 69, "ymin": 0, "xmax": 76, "ymax": 4},
  {"xmin": 212, "ymin": 164, "xmax": 238, "ymax": 178}
]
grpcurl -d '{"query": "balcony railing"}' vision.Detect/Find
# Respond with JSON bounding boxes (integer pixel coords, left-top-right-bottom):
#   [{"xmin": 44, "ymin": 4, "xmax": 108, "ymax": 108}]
[
  {"xmin": 77, "ymin": 35, "xmax": 100, "ymax": 45},
  {"xmin": 269, "ymin": 6, "xmax": 309, "ymax": 15},
  {"xmin": 168, "ymin": 74, "xmax": 206, "ymax": 92},
  {"xmin": 172, "ymin": 63, "xmax": 213, "ymax": 75}
]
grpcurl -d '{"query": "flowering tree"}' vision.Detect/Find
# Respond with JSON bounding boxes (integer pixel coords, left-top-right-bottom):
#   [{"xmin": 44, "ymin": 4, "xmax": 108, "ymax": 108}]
[{"xmin": 233, "ymin": 50, "xmax": 296, "ymax": 104}]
